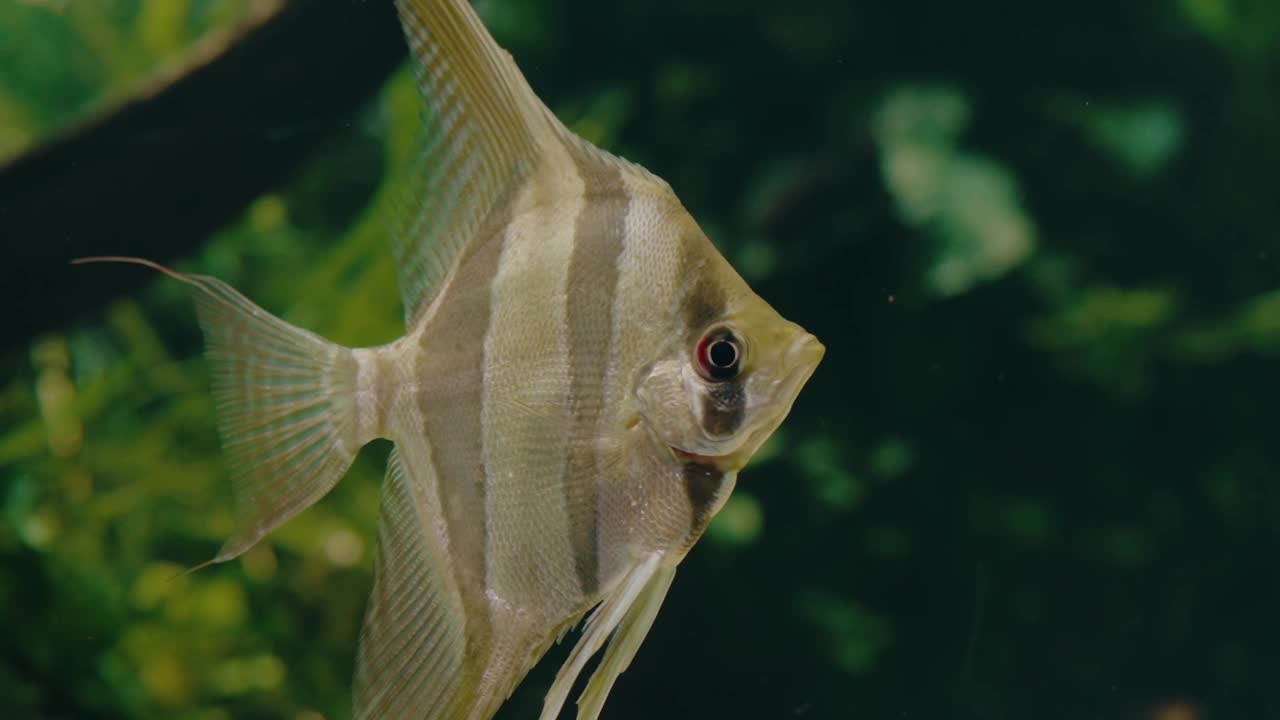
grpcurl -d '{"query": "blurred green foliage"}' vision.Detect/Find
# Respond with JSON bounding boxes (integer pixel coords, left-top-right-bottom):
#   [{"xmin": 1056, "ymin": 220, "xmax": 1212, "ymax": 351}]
[
  {"xmin": 3, "ymin": 0, "xmax": 1280, "ymax": 719},
  {"xmin": 0, "ymin": 0, "xmax": 260, "ymax": 163}
]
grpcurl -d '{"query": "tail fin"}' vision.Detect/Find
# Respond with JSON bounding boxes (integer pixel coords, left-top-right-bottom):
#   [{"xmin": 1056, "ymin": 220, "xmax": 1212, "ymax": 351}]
[{"xmin": 75, "ymin": 257, "xmax": 372, "ymax": 564}]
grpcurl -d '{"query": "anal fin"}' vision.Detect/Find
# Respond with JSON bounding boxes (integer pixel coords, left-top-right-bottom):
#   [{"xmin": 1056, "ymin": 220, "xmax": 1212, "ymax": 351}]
[{"xmin": 354, "ymin": 446, "xmax": 468, "ymax": 719}]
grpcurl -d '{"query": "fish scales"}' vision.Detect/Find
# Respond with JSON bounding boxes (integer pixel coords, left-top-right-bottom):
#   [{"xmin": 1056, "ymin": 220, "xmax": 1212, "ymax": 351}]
[
  {"xmin": 562, "ymin": 153, "xmax": 630, "ymax": 600},
  {"xmin": 408, "ymin": 207, "xmax": 505, "ymax": 711},
  {"xmin": 81, "ymin": 0, "xmax": 824, "ymax": 717},
  {"xmin": 478, "ymin": 164, "xmax": 589, "ymax": 705}
]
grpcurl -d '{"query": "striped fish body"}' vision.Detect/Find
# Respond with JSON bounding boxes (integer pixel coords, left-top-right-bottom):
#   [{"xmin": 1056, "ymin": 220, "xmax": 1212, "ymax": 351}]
[
  {"xmin": 86, "ymin": 1, "xmax": 823, "ymax": 718},
  {"xmin": 379, "ymin": 165, "xmax": 728, "ymax": 717},
  {"xmin": 373, "ymin": 148, "xmax": 812, "ymax": 717}
]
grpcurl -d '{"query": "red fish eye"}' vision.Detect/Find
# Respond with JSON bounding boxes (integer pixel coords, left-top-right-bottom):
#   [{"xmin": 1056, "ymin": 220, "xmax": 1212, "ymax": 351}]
[{"xmin": 696, "ymin": 330, "xmax": 741, "ymax": 381}]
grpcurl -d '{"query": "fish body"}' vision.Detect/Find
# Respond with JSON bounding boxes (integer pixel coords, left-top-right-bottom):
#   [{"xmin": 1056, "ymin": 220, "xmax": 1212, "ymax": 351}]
[{"xmin": 88, "ymin": 1, "xmax": 823, "ymax": 718}]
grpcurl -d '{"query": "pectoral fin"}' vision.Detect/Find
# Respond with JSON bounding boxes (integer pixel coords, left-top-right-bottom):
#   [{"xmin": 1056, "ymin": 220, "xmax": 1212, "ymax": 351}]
[
  {"xmin": 575, "ymin": 562, "xmax": 677, "ymax": 720},
  {"xmin": 539, "ymin": 553, "xmax": 676, "ymax": 720}
]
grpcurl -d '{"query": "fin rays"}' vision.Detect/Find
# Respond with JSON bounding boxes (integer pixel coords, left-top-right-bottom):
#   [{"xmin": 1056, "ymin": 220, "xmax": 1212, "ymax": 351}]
[
  {"xmin": 355, "ymin": 447, "xmax": 468, "ymax": 720},
  {"xmin": 188, "ymin": 273, "xmax": 367, "ymax": 562},
  {"xmin": 390, "ymin": 0, "xmax": 553, "ymax": 327},
  {"xmin": 73, "ymin": 257, "xmax": 370, "ymax": 565},
  {"xmin": 539, "ymin": 554, "xmax": 675, "ymax": 720},
  {"xmin": 576, "ymin": 564, "xmax": 676, "ymax": 719}
]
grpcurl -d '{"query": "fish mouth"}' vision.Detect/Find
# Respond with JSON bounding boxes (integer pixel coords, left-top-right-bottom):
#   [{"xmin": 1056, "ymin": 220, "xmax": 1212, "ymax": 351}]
[
  {"xmin": 670, "ymin": 445, "xmax": 726, "ymax": 470},
  {"xmin": 785, "ymin": 332, "xmax": 826, "ymax": 385},
  {"xmin": 778, "ymin": 332, "xmax": 825, "ymax": 416}
]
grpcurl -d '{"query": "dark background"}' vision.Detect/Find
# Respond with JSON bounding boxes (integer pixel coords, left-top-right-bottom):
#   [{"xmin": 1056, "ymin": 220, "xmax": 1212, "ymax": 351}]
[{"xmin": 2, "ymin": 0, "xmax": 1278, "ymax": 718}]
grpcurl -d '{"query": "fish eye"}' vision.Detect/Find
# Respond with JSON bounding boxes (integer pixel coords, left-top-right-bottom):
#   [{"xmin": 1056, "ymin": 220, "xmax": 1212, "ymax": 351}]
[{"xmin": 696, "ymin": 328, "xmax": 742, "ymax": 381}]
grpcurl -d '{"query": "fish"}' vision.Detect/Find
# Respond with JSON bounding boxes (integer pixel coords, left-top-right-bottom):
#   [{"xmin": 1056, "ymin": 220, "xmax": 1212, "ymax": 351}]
[{"xmin": 77, "ymin": 0, "xmax": 824, "ymax": 717}]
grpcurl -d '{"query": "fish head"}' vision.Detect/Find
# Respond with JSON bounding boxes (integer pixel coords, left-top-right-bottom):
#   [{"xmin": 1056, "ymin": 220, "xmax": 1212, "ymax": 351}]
[{"xmin": 633, "ymin": 234, "xmax": 824, "ymax": 473}]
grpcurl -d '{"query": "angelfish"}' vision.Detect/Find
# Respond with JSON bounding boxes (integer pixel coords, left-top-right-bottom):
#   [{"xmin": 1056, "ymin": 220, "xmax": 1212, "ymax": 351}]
[{"xmin": 80, "ymin": 0, "xmax": 823, "ymax": 717}]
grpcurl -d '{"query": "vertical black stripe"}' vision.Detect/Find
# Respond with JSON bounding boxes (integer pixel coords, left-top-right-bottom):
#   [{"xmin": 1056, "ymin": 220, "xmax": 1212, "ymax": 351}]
[
  {"xmin": 411, "ymin": 193, "xmax": 514, "ymax": 669},
  {"xmin": 683, "ymin": 461, "xmax": 726, "ymax": 536},
  {"xmin": 681, "ymin": 253, "xmax": 726, "ymax": 342},
  {"xmin": 678, "ymin": 234, "xmax": 747, "ymax": 439},
  {"xmin": 701, "ymin": 381, "xmax": 746, "ymax": 437},
  {"xmin": 563, "ymin": 153, "xmax": 629, "ymax": 596}
]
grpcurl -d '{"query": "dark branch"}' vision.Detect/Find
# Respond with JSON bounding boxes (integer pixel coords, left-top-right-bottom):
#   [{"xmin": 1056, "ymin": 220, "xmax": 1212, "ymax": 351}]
[{"xmin": 0, "ymin": 0, "xmax": 405, "ymax": 346}]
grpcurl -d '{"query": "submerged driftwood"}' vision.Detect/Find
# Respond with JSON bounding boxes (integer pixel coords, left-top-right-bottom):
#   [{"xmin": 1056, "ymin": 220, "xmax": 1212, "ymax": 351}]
[{"xmin": 0, "ymin": 0, "xmax": 405, "ymax": 346}]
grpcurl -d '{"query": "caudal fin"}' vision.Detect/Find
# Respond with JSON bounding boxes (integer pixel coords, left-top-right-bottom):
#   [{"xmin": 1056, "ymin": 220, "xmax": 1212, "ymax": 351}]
[{"xmin": 75, "ymin": 257, "xmax": 371, "ymax": 564}]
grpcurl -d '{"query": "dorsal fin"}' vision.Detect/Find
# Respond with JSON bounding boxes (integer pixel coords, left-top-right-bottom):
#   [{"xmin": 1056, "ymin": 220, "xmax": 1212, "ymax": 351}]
[{"xmin": 390, "ymin": 0, "xmax": 561, "ymax": 328}]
